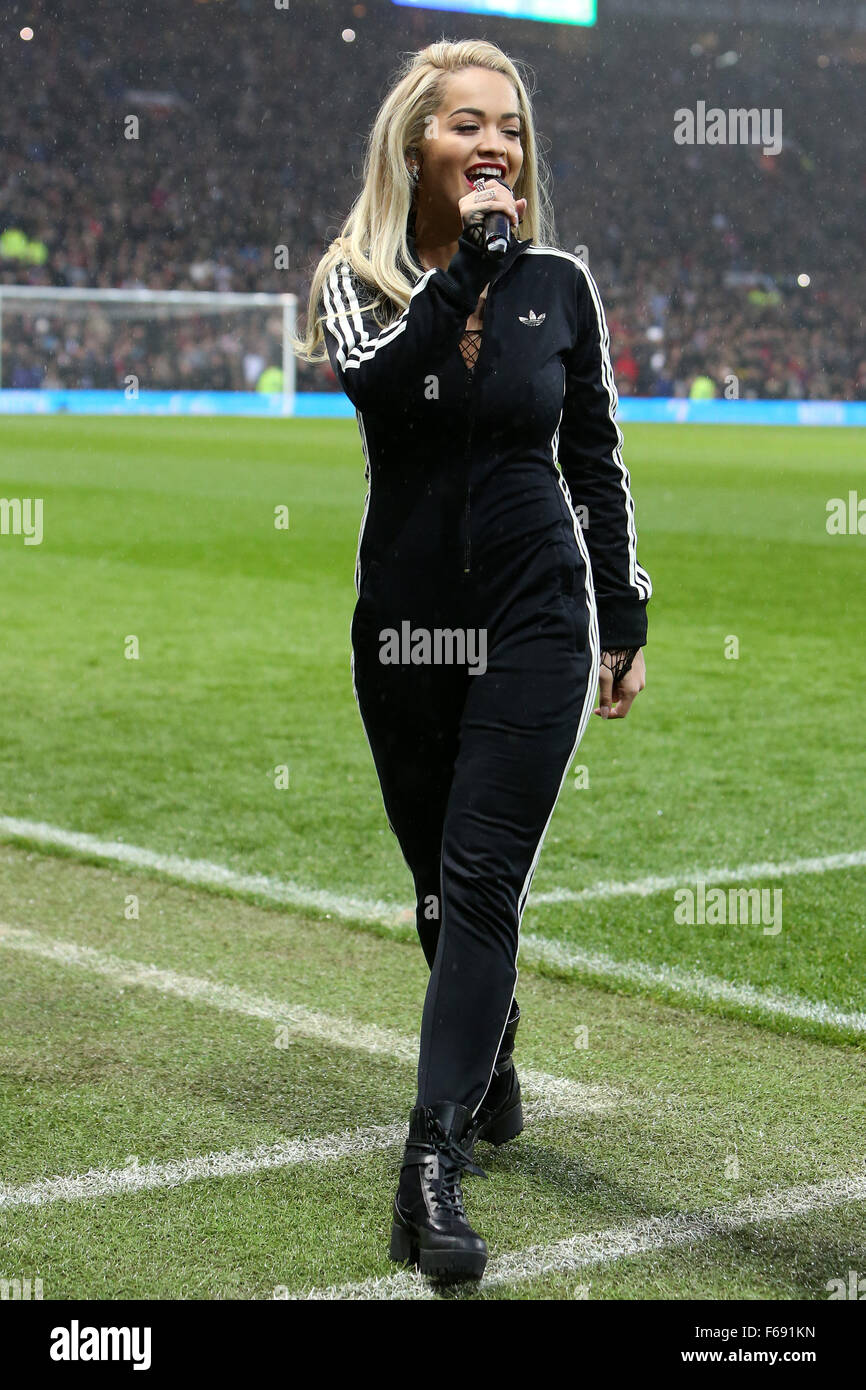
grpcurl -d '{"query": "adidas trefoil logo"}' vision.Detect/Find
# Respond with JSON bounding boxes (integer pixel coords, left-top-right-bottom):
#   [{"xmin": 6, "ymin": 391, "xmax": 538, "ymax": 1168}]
[{"xmin": 519, "ymin": 309, "xmax": 546, "ymax": 326}]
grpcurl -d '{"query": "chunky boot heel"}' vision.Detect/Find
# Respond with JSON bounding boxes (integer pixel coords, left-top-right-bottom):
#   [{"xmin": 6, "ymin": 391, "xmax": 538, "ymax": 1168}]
[
  {"xmin": 388, "ymin": 1206, "xmax": 417, "ymax": 1264},
  {"xmin": 469, "ymin": 1001, "xmax": 524, "ymax": 1151},
  {"xmin": 388, "ymin": 1101, "xmax": 489, "ymax": 1283},
  {"xmin": 480, "ymin": 1095, "xmax": 524, "ymax": 1146}
]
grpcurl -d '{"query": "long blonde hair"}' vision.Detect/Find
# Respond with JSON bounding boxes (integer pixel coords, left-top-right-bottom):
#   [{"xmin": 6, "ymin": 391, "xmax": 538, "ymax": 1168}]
[{"xmin": 292, "ymin": 38, "xmax": 557, "ymax": 364}]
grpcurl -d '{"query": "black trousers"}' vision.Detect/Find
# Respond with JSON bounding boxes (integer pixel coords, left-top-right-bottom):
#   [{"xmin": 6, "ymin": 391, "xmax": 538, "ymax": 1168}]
[{"xmin": 351, "ymin": 549, "xmax": 598, "ymax": 1117}]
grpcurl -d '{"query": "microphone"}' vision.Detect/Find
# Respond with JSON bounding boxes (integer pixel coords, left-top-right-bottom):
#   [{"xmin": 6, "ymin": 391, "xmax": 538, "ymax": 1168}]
[{"xmin": 471, "ymin": 178, "xmax": 513, "ymax": 257}]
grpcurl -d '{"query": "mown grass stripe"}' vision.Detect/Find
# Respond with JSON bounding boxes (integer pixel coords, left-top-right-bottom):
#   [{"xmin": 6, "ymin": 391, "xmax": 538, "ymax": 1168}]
[
  {"xmin": 290, "ymin": 1170, "xmax": 866, "ymax": 1299},
  {"xmin": 0, "ymin": 924, "xmax": 623, "ymax": 1117}
]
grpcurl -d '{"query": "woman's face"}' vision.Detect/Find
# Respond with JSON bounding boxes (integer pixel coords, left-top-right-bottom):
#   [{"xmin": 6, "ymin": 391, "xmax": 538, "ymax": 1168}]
[{"xmin": 414, "ymin": 67, "xmax": 524, "ymax": 227}]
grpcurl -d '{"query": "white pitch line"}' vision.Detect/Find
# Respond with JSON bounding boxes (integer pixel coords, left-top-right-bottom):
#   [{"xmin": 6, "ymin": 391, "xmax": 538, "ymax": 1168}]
[
  {"xmin": 0, "ymin": 1123, "xmax": 407, "ymax": 1210},
  {"xmin": 519, "ymin": 933, "xmax": 866, "ymax": 1034},
  {"xmin": 0, "ymin": 925, "xmax": 623, "ymax": 1118},
  {"xmin": 528, "ymin": 849, "xmax": 866, "ymax": 905},
  {"xmin": 0, "ymin": 923, "xmax": 417, "ymax": 1060},
  {"xmin": 0, "ymin": 1096, "xmax": 581, "ymax": 1213},
  {"xmin": 289, "ymin": 1169, "xmax": 866, "ymax": 1299},
  {"xmin": 0, "ymin": 816, "xmax": 405, "ymax": 925},
  {"xmin": 1, "ymin": 815, "xmax": 863, "ymax": 916},
  {"xmin": 1, "ymin": 816, "xmax": 863, "ymax": 1033}
]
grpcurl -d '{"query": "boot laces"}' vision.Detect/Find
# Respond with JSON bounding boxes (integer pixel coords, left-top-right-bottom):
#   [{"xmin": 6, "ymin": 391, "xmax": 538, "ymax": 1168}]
[
  {"xmin": 436, "ymin": 1158, "xmax": 468, "ymax": 1215},
  {"xmin": 425, "ymin": 1112, "xmax": 488, "ymax": 1214}
]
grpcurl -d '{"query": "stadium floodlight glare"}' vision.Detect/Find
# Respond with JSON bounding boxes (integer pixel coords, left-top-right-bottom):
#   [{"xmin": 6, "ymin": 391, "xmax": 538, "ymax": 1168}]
[
  {"xmin": 391, "ymin": 0, "xmax": 597, "ymax": 25},
  {"xmin": 0, "ymin": 285, "xmax": 296, "ymax": 411}
]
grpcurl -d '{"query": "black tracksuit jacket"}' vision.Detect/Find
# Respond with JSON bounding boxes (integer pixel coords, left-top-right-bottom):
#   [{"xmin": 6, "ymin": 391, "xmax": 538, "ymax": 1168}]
[
  {"xmin": 322, "ymin": 221, "xmax": 651, "ymax": 650},
  {"xmin": 320, "ymin": 220, "xmax": 652, "ymax": 1116}
]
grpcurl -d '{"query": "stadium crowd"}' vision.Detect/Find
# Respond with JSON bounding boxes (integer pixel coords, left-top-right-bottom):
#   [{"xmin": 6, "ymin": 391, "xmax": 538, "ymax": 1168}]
[{"xmin": 1, "ymin": 0, "xmax": 863, "ymax": 399}]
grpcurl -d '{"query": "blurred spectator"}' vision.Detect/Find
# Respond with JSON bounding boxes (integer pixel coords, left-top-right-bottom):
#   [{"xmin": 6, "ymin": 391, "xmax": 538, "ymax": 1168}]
[
  {"xmin": 689, "ymin": 375, "xmax": 718, "ymax": 399},
  {"xmin": 256, "ymin": 363, "xmax": 284, "ymax": 393}
]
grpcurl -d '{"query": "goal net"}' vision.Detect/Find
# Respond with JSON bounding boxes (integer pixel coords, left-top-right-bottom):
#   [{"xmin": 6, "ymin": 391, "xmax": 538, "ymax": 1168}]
[{"xmin": 0, "ymin": 286, "xmax": 296, "ymax": 410}]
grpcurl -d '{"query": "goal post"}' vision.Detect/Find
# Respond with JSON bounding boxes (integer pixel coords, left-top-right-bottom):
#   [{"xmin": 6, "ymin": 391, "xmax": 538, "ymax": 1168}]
[{"xmin": 0, "ymin": 285, "xmax": 297, "ymax": 413}]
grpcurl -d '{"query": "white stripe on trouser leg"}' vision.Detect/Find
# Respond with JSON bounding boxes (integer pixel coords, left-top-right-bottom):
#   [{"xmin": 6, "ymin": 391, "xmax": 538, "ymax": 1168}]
[{"xmin": 473, "ymin": 566, "xmax": 600, "ymax": 1122}]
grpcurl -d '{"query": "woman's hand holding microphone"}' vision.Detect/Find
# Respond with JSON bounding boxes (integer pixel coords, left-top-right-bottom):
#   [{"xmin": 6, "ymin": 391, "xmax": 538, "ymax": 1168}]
[{"xmin": 458, "ymin": 176, "xmax": 527, "ymax": 249}]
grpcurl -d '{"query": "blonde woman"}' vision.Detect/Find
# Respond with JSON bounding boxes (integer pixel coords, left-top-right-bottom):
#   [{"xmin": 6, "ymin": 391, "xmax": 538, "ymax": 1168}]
[{"xmin": 294, "ymin": 39, "xmax": 651, "ymax": 1283}]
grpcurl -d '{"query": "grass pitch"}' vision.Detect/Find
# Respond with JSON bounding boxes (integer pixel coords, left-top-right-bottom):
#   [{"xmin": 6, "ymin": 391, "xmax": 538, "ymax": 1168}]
[{"xmin": 0, "ymin": 416, "xmax": 863, "ymax": 1299}]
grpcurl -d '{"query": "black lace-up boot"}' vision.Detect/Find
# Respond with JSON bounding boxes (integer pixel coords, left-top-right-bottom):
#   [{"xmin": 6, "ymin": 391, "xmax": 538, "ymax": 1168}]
[
  {"xmin": 468, "ymin": 1000, "xmax": 523, "ymax": 1151},
  {"xmin": 389, "ymin": 1101, "xmax": 489, "ymax": 1281}
]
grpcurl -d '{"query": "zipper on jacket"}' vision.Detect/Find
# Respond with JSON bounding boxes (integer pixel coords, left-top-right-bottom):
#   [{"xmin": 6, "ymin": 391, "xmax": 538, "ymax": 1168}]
[
  {"xmin": 462, "ymin": 294, "xmax": 488, "ymax": 576},
  {"xmin": 460, "ymin": 255, "xmax": 517, "ymax": 574},
  {"xmin": 463, "ymin": 431, "xmax": 473, "ymax": 573}
]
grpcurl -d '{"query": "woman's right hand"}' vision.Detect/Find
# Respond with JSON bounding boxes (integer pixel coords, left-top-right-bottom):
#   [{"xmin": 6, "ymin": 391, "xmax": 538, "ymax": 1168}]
[{"xmin": 459, "ymin": 177, "xmax": 527, "ymax": 236}]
